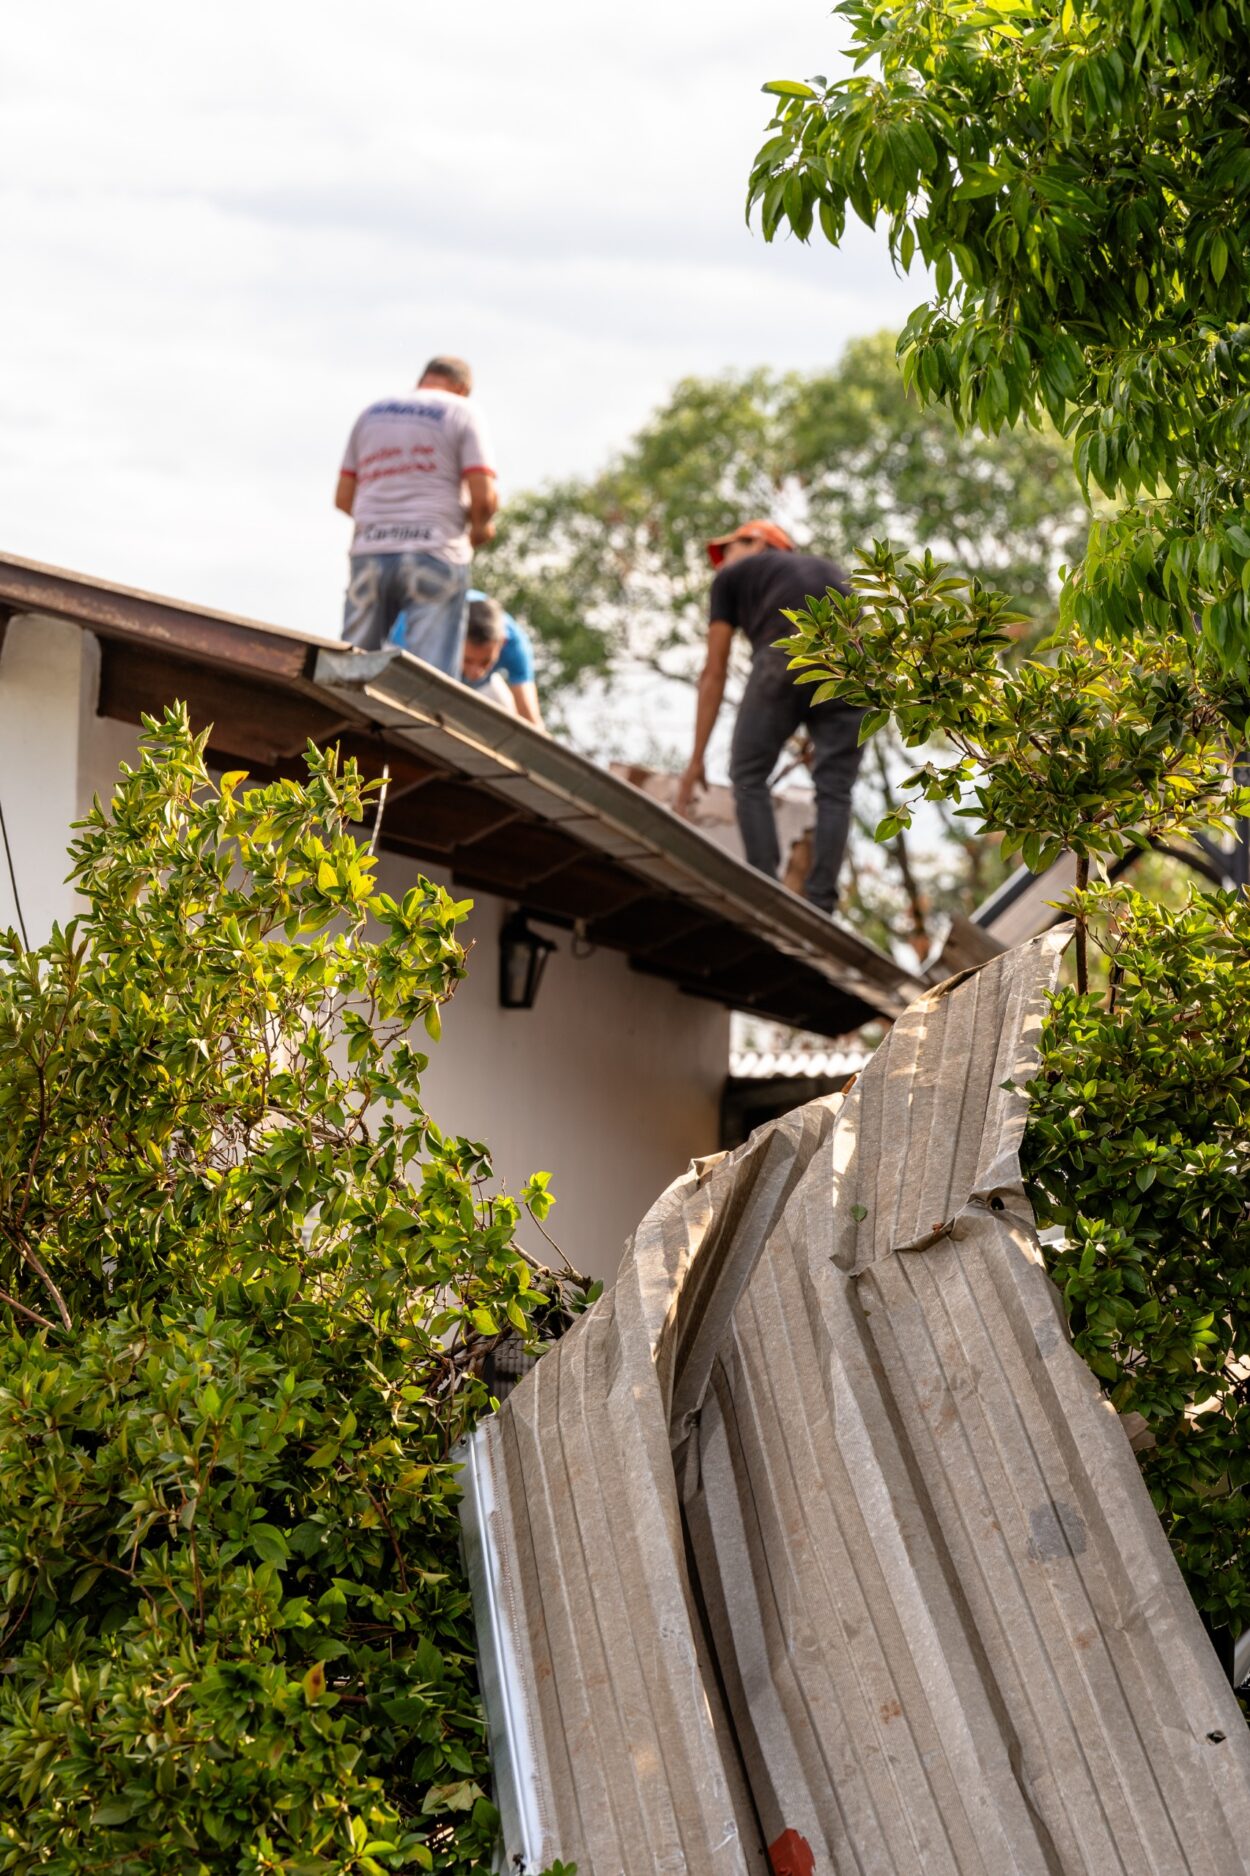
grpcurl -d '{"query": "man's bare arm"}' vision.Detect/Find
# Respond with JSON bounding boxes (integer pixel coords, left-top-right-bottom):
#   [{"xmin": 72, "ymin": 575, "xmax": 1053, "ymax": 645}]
[
  {"xmin": 508, "ymin": 680, "xmax": 545, "ymax": 730},
  {"xmin": 674, "ymin": 622, "xmax": 733, "ymax": 816},
  {"xmin": 465, "ymin": 470, "xmax": 498, "ymax": 548},
  {"xmin": 335, "ymin": 471, "xmax": 356, "ymax": 516}
]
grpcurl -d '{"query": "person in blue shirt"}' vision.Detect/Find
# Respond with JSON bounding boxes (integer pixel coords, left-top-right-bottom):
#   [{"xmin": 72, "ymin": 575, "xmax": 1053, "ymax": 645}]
[
  {"xmin": 461, "ymin": 589, "xmax": 543, "ymax": 726},
  {"xmin": 392, "ymin": 590, "xmax": 544, "ymax": 728}
]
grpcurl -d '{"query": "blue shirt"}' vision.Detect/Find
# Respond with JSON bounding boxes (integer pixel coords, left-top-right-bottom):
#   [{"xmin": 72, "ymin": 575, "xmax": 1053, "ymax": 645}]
[
  {"xmin": 391, "ymin": 591, "xmax": 536, "ymax": 688},
  {"xmin": 488, "ymin": 617, "xmax": 535, "ymax": 687}
]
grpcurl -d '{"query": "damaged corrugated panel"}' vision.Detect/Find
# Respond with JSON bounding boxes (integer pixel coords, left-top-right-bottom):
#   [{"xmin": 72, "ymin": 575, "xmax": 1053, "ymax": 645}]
[{"xmin": 460, "ymin": 931, "xmax": 1250, "ymax": 1874}]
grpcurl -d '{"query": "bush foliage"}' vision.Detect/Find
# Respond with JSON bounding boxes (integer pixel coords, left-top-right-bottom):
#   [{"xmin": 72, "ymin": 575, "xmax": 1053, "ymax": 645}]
[
  {"xmin": 1025, "ymin": 890, "xmax": 1250, "ymax": 1643},
  {"xmin": 0, "ymin": 710, "xmax": 584, "ymax": 1872}
]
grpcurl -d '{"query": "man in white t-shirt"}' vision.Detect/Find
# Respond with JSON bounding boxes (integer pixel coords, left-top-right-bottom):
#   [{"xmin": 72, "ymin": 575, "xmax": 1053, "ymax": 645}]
[{"xmin": 334, "ymin": 355, "xmax": 498, "ymax": 675}]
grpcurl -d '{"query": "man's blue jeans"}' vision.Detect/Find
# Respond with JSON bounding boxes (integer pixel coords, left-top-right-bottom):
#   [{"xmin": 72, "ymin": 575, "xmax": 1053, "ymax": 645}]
[
  {"xmin": 342, "ymin": 551, "xmax": 469, "ymax": 677},
  {"xmin": 730, "ymin": 651, "xmax": 866, "ymax": 912}
]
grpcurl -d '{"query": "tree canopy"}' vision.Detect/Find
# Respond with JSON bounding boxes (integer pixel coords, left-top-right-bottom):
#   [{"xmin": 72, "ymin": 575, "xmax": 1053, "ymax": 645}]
[
  {"xmin": 749, "ymin": 0, "xmax": 1250, "ymax": 679},
  {"xmin": 485, "ymin": 335, "xmax": 1086, "ymax": 954},
  {"xmin": 486, "ymin": 333, "xmax": 1086, "ymax": 720}
]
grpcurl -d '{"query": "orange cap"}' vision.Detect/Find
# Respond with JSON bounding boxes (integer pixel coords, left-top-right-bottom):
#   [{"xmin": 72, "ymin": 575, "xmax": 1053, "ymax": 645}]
[{"xmin": 706, "ymin": 519, "xmax": 795, "ymax": 568}]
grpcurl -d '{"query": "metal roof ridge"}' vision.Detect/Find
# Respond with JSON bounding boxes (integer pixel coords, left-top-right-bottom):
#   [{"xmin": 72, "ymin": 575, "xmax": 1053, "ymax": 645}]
[
  {"xmin": 0, "ymin": 549, "xmax": 926, "ymax": 1022},
  {"xmin": 311, "ymin": 643, "xmax": 928, "ymax": 1014}
]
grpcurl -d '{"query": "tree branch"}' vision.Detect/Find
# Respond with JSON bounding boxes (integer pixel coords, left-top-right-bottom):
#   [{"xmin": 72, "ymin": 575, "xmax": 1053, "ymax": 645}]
[
  {"xmin": 1073, "ymin": 853, "xmax": 1089, "ymax": 994},
  {"xmin": 0, "ymin": 1285, "xmax": 55, "ymax": 1332}
]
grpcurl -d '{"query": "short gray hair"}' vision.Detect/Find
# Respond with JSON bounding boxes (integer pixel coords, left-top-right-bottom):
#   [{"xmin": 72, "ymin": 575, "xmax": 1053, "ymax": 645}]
[
  {"xmin": 466, "ymin": 596, "xmax": 507, "ymax": 645},
  {"xmin": 421, "ymin": 354, "xmax": 473, "ymax": 393}
]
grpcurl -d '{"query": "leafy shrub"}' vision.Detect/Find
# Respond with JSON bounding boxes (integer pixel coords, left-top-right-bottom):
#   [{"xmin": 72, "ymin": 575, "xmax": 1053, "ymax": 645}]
[
  {"xmin": 779, "ymin": 545, "xmax": 1250, "ymax": 989},
  {"xmin": 1023, "ymin": 888, "xmax": 1250, "ymax": 1647},
  {"xmin": 0, "ymin": 710, "xmax": 584, "ymax": 1872}
]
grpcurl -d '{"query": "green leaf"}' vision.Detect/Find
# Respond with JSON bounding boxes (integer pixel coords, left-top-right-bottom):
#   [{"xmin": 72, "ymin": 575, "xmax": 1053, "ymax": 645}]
[
  {"xmin": 69, "ymin": 1565, "xmax": 101, "ymax": 1603},
  {"xmin": 92, "ymin": 1800, "xmax": 138, "ymax": 1826},
  {"xmin": 250, "ymin": 1523, "xmax": 291, "ymax": 1566}
]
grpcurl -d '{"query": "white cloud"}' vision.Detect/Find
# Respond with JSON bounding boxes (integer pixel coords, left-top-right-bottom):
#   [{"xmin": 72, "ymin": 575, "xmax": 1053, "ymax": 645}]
[{"xmin": 1, "ymin": 0, "xmax": 923, "ymax": 633}]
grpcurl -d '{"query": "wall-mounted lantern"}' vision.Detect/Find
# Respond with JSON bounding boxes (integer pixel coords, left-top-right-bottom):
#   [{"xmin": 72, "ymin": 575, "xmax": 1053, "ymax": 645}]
[{"xmin": 499, "ymin": 911, "xmax": 557, "ymax": 1010}]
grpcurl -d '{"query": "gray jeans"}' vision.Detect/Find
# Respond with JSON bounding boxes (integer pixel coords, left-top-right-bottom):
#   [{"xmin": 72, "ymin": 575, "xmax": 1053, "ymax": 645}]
[
  {"xmin": 342, "ymin": 551, "xmax": 469, "ymax": 677},
  {"xmin": 730, "ymin": 653, "xmax": 865, "ymax": 911}
]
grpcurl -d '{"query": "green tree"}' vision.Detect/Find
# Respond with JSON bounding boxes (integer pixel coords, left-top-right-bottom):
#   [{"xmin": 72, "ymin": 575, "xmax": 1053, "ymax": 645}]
[
  {"xmin": 488, "ymin": 337, "xmax": 1086, "ymax": 953},
  {"xmin": 752, "ymin": 0, "xmax": 1250, "ymax": 1661},
  {"xmin": 1025, "ymin": 890, "xmax": 1250, "ymax": 1654},
  {"xmin": 748, "ymin": 0, "xmax": 1250, "ymax": 677},
  {"xmin": 0, "ymin": 709, "xmax": 587, "ymax": 1872},
  {"xmin": 491, "ymin": 337, "xmax": 1083, "ymax": 706}
]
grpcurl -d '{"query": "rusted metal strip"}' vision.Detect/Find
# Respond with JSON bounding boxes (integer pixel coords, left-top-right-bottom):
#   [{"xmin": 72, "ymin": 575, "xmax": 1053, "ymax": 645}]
[{"xmin": 0, "ymin": 551, "xmax": 315, "ymax": 678}]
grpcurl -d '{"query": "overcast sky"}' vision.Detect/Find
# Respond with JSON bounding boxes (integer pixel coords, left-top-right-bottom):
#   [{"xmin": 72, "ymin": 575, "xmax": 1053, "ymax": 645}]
[{"xmin": 2, "ymin": 1, "xmax": 919, "ymax": 638}]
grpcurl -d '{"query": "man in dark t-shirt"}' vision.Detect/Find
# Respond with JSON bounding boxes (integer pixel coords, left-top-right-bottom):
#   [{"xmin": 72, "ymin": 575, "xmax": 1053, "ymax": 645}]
[{"xmin": 673, "ymin": 519, "xmax": 865, "ymax": 912}]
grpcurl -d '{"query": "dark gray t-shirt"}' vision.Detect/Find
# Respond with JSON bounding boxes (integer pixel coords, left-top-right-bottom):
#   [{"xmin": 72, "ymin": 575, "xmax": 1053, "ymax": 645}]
[{"xmin": 708, "ymin": 549, "xmax": 851, "ymax": 662}]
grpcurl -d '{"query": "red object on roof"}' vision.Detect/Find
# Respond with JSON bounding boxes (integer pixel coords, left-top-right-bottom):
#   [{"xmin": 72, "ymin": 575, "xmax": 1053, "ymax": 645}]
[{"xmin": 769, "ymin": 1827, "xmax": 816, "ymax": 1876}]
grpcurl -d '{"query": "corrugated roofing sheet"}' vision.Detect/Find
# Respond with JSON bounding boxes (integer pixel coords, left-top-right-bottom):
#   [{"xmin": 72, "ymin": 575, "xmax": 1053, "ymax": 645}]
[{"xmin": 461, "ymin": 932, "xmax": 1250, "ymax": 1874}]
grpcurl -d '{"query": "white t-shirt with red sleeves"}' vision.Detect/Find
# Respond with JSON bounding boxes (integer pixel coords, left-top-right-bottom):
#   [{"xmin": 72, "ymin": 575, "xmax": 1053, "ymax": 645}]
[{"xmin": 340, "ymin": 387, "xmax": 495, "ymax": 565}]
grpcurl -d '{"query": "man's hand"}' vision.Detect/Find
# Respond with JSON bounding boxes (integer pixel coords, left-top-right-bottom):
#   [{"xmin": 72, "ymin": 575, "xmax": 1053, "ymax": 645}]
[
  {"xmin": 674, "ymin": 760, "xmax": 706, "ymax": 818},
  {"xmin": 466, "ymin": 470, "xmax": 498, "ymax": 550},
  {"xmin": 677, "ymin": 622, "xmax": 732, "ymax": 819}
]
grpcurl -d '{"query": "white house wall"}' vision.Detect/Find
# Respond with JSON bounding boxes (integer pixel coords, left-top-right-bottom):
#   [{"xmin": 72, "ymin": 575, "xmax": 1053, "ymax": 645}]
[
  {"xmin": 375, "ymin": 851, "xmax": 729, "ymax": 1286},
  {"xmin": 0, "ymin": 614, "xmax": 141, "ymax": 942}
]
